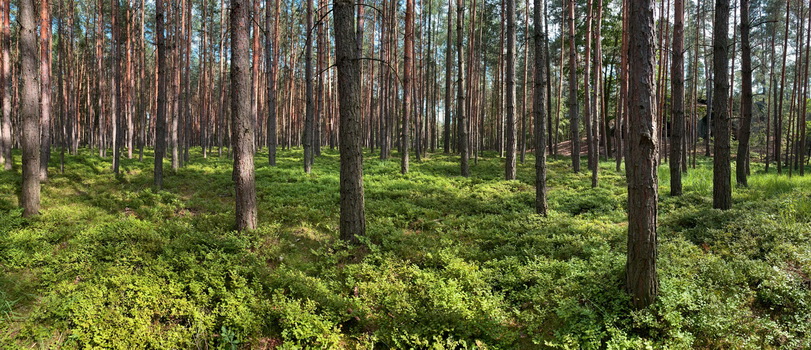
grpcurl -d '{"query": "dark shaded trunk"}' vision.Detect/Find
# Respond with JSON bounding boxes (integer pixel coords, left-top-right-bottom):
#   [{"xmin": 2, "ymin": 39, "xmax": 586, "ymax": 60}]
[
  {"xmin": 155, "ymin": 0, "xmax": 167, "ymax": 189},
  {"xmin": 402, "ymin": 0, "xmax": 413, "ymax": 174},
  {"xmin": 304, "ymin": 0, "xmax": 314, "ymax": 173},
  {"xmin": 712, "ymin": 0, "xmax": 731, "ymax": 210},
  {"xmin": 625, "ymin": 0, "xmax": 658, "ymax": 309},
  {"xmin": 267, "ymin": 0, "xmax": 279, "ymax": 166},
  {"xmin": 334, "ymin": 0, "xmax": 366, "ymax": 242},
  {"xmin": 533, "ymin": 0, "xmax": 548, "ymax": 215},
  {"xmin": 567, "ymin": 0, "xmax": 579, "ymax": 172},
  {"xmin": 735, "ymin": 0, "xmax": 752, "ymax": 186},
  {"xmin": 504, "ymin": 0, "xmax": 516, "ymax": 179},
  {"xmin": 670, "ymin": 0, "xmax": 684, "ymax": 195}
]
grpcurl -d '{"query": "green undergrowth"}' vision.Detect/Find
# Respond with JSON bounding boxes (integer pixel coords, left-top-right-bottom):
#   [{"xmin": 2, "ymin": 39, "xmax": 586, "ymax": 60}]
[{"xmin": 1, "ymin": 148, "xmax": 809, "ymax": 349}]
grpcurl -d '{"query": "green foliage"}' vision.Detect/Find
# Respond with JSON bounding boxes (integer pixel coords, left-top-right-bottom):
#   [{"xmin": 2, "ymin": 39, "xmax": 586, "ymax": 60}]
[{"xmin": 0, "ymin": 148, "xmax": 809, "ymax": 348}]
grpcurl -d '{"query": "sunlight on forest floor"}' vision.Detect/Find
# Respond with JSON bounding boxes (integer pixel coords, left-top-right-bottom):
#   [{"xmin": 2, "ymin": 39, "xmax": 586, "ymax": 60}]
[{"xmin": 1, "ymin": 148, "xmax": 809, "ymax": 348}]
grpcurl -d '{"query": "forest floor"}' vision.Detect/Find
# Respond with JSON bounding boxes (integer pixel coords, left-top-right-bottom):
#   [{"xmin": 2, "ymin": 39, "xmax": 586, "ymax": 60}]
[{"xmin": 1, "ymin": 148, "xmax": 810, "ymax": 349}]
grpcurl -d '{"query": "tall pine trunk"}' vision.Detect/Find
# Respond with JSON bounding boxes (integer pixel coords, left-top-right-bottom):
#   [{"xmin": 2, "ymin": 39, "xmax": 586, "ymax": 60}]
[
  {"xmin": 504, "ymin": 0, "xmax": 516, "ymax": 180},
  {"xmin": 567, "ymin": 0, "xmax": 579, "ymax": 172},
  {"xmin": 0, "ymin": 0, "xmax": 11, "ymax": 170},
  {"xmin": 670, "ymin": 0, "xmax": 684, "ymax": 195},
  {"xmin": 335, "ymin": 0, "xmax": 366, "ymax": 242},
  {"xmin": 625, "ymin": 0, "xmax": 658, "ymax": 309},
  {"xmin": 735, "ymin": 0, "xmax": 752, "ymax": 186},
  {"xmin": 155, "ymin": 0, "xmax": 167, "ymax": 189},
  {"xmin": 231, "ymin": 0, "xmax": 257, "ymax": 230},
  {"xmin": 402, "ymin": 0, "xmax": 413, "ymax": 174},
  {"xmin": 533, "ymin": 0, "xmax": 548, "ymax": 215},
  {"xmin": 21, "ymin": 0, "xmax": 40, "ymax": 217},
  {"xmin": 39, "ymin": 0, "xmax": 52, "ymax": 181},
  {"xmin": 712, "ymin": 0, "xmax": 731, "ymax": 210}
]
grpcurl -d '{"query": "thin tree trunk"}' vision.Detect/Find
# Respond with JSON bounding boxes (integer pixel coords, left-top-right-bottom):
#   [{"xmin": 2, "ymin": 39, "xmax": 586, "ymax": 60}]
[
  {"xmin": 776, "ymin": 0, "xmax": 790, "ymax": 174},
  {"xmin": 735, "ymin": 0, "xmax": 752, "ymax": 186},
  {"xmin": 533, "ymin": 0, "xmax": 548, "ymax": 215},
  {"xmin": 402, "ymin": 0, "xmax": 413, "ymax": 174},
  {"xmin": 0, "ymin": 0, "xmax": 10, "ymax": 170},
  {"xmin": 39, "ymin": 0, "xmax": 52, "ymax": 181},
  {"xmin": 304, "ymin": 0, "xmax": 314, "ymax": 173},
  {"xmin": 267, "ymin": 0, "xmax": 279, "ymax": 165},
  {"xmin": 444, "ymin": 0, "xmax": 452, "ymax": 154},
  {"xmin": 584, "ymin": 0, "xmax": 593, "ymax": 173},
  {"xmin": 155, "ymin": 0, "xmax": 167, "ymax": 189},
  {"xmin": 670, "ymin": 0, "xmax": 684, "ymax": 195},
  {"xmin": 457, "ymin": 0, "xmax": 468, "ymax": 177},
  {"xmin": 505, "ymin": 0, "xmax": 516, "ymax": 179},
  {"xmin": 591, "ymin": 0, "xmax": 603, "ymax": 188},
  {"xmin": 568, "ymin": 0, "xmax": 580, "ymax": 172},
  {"xmin": 112, "ymin": 0, "xmax": 121, "ymax": 174},
  {"xmin": 520, "ymin": 0, "xmax": 529, "ymax": 163}
]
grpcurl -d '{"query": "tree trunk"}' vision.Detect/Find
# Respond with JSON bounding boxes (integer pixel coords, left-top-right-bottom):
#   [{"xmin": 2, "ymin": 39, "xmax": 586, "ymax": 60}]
[
  {"xmin": 567, "ymin": 0, "xmax": 579, "ymax": 172},
  {"xmin": 504, "ymin": 0, "xmax": 516, "ymax": 180},
  {"xmin": 39, "ymin": 0, "xmax": 51, "ymax": 181},
  {"xmin": 304, "ymin": 0, "xmax": 314, "ymax": 173},
  {"xmin": 584, "ymin": 0, "xmax": 593, "ymax": 173},
  {"xmin": 267, "ymin": 0, "xmax": 279, "ymax": 165},
  {"xmin": 444, "ymin": 0, "xmax": 452, "ymax": 154},
  {"xmin": 112, "ymin": 0, "xmax": 121, "ymax": 174},
  {"xmin": 712, "ymin": 0, "xmax": 731, "ymax": 210},
  {"xmin": 0, "ymin": 0, "xmax": 10, "ymax": 170},
  {"xmin": 533, "ymin": 0, "xmax": 548, "ymax": 215},
  {"xmin": 520, "ymin": 1, "xmax": 528, "ymax": 163},
  {"xmin": 155, "ymin": 0, "xmax": 167, "ymax": 189},
  {"xmin": 334, "ymin": 0, "xmax": 366, "ymax": 242},
  {"xmin": 625, "ymin": 0, "xmax": 658, "ymax": 309},
  {"xmin": 670, "ymin": 0, "xmax": 684, "ymax": 195},
  {"xmin": 21, "ymin": 0, "xmax": 40, "ymax": 217},
  {"xmin": 798, "ymin": 6, "xmax": 810, "ymax": 176},
  {"xmin": 402, "ymin": 0, "xmax": 413, "ymax": 174},
  {"xmin": 735, "ymin": 0, "xmax": 752, "ymax": 186},
  {"xmin": 457, "ymin": 0, "xmax": 469, "ymax": 177},
  {"xmin": 591, "ymin": 0, "xmax": 603, "ymax": 188},
  {"xmin": 230, "ymin": 0, "xmax": 257, "ymax": 230},
  {"xmin": 775, "ymin": 0, "xmax": 790, "ymax": 174}
]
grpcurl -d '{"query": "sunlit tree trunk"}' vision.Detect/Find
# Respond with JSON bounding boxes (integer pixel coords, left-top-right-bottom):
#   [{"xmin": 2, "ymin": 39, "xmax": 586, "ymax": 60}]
[
  {"xmin": 39, "ymin": 0, "xmax": 52, "ymax": 181},
  {"xmin": 21, "ymin": 0, "xmax": 40, "ymax": 217},
  {"xmin": 231, "ymin": 0, "xmax": 257, "ymax": 230},
  {"xmin": 401, "ymin": 0, "xmax": 413, "ymax": 174},
  {"xmin": 0, "ymin": 0, "xmax": 10, "ymax": 170}
]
